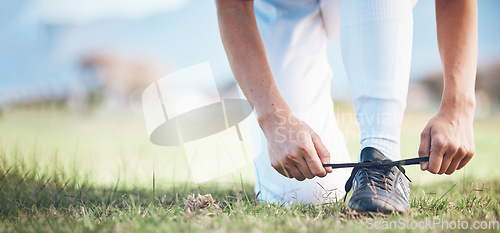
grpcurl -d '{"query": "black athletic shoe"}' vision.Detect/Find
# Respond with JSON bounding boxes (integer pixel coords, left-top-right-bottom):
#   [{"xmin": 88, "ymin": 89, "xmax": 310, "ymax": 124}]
[{"xmin": 346, "ymin": 147, "xmax": 411, "ymax": 213}]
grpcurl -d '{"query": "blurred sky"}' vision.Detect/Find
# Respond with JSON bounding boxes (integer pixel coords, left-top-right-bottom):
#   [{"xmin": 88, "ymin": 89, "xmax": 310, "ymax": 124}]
[{"xmin": 0, "ymin": 0, "xmax": 499, "ymax": 103}]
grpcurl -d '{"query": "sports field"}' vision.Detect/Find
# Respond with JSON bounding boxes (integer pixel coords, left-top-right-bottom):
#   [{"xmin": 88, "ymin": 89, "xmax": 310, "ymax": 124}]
[{"xmin": 0, "ymin": 105, "xmax": 498, "ymax": 232}]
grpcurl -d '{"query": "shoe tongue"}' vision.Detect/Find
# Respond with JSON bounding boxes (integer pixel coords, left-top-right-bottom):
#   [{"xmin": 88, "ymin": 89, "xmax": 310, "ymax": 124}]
[{"xmin": 360, "ymin": 147, "xmax": 387, "ymax": 162}]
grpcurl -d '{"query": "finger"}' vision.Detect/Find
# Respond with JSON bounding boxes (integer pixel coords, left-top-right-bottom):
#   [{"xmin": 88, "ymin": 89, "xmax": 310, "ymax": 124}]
[
  {"xmin": 268, "ymin": 149, "xmax": 289, "ymax": 177},
  {"xmin": 290, "ymin": 145, "xmax": 317, "ymax": 179},
  {"xmin": 311, "ymin": 131, "xmax": 332, "ymax": 173},
  {"xmin": 444, "ymin": 159, "xmax": 460, "ymax": 175},
  {"xmin": 445, "ymin": 156, "xmax": 466, "ymax": 175},
  {"xmin": 303, "ymin": 153, "xmax": 326, "ymax": 178},
  {"xmin": 438, "ymin": 151, "xmax": 455, "ymax": 174},
  {"xmin": 304, "ymin": 136, "xmax": 328, "ymax": 177},
  {"xmin": 284, "ymin": 168, "xmax": 293, "ymax": 178},
  {"xmin": 428, "ymin": 135, "xmax": 447, "ymax": 174},
  {"xmin": 438, "ymin": 145, "xmax": 458, "ymax": 174},
  {"xmin": 287, "ymin": 165, "xmax": 306, "ymax": 181},
  {"xmin": 438, "ymin": 154, "xmax": 452, "ymax": 175},
  {"xmin": 273, "ymin": 161, "xmax": 290, "ymax": 178},
  {"xmin": 418, "ymin": 127, "xmax": 431, "ymax": 171},
  {"xmin": 444, "ymin": 147, "xmax": 466, "ymax": 175},
  {"xmin": 457, "ymin": 153, "xmax": 473, "ymax": 170},
  {"xmin": 276, "ymin": 159, "xmax": 296, "ymax": 179},
  {"xmin": 295, "ymin": 156, "xmax": 315, "ymax": 179}
]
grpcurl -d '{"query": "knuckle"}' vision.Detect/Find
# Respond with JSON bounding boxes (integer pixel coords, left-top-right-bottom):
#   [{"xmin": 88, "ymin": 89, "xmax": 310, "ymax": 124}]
[
  {"xmin": 287, "ymin": 154, "xmax": 300, "ymax": 164},
  {"xmin": 311, "ymin": 168, "xmax": 323, "ymax": 176},
  {"xmin": 418, "ymin": 148, "xmax": 428, "ymax": 156},
  {"xmin": 296, "ymin": 145, "xmax": 309, "ymax": 154},
  {"xmin": 456, "ymin": 146, "xmax": 466, "ymax": 155},
  {"xmin": 271, "ymin": 162, "xmax": 284, "ymax": 171},
  {"xmin": 469, "ymin": 147, "xmax": 476, "ymax": 156},
  {"xmin": 428, "ymin": 166, "xmax": 439, "ymax": 174},
  {"xmin": 282, "ymin": 159, "xmax": 294, "ymax": 168},
  {"xmin": 284, "ymin": 150, "xmax": 295, "ymax": 158},
  {"xmin": 448, "ymin": 144, "xmax": 459, "ymax": 153},
  {"xmin": 320, "ymin": 151, "xmax": 330, "ymax": 158},
  {"xmin": 314, "ymin": 170, "xmax": 326, "ymax": 177},
  {"xmin": 434, "ymin": 138, "xmax": 446, "ymax": 148}
]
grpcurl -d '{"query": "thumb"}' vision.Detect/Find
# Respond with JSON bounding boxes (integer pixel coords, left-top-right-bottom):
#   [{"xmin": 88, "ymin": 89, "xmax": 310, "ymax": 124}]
[
  {"xmin": 311, "ymin": 131, "xmax": 332, "ymax": 173},
  {"xmin": 418, "ymin": 127, "xmax": 431, "ymax": 171}
]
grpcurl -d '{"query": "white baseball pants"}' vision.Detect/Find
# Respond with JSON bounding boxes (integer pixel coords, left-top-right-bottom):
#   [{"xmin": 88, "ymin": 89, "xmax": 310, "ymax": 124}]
[{"xmin": 248, "ymin": 0, "xmax": 414, "ymax": 204}]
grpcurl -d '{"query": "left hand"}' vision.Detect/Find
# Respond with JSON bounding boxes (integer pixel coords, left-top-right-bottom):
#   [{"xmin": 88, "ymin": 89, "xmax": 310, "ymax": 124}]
[{"xmin": 418, "ymin": 109, "xmax": 475, "ymax": 175}]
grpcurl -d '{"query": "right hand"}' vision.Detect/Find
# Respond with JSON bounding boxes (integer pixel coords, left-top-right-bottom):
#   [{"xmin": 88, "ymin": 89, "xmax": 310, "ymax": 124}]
[{"xmin": 258, "ymin": 109, "xmax": 332, "ymax": 181}]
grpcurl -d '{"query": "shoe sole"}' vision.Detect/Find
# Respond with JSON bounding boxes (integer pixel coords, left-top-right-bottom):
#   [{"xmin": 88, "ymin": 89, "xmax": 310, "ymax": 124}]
[{"xmin": 348, "ymin": 194, "xmax": 409, "ymax": 213}]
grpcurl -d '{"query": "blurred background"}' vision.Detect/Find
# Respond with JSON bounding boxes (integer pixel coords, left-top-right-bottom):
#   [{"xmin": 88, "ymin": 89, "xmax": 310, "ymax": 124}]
[{"xmin": 0, "ymin": 0, "xmax": 499, "ymax": 189}]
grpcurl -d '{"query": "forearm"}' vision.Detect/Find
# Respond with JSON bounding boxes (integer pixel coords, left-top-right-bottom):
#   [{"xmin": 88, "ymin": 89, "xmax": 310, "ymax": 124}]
[
  {"xmin": 216, "ymin": 0, "xmax": 290, "ymax": 125},
  {"xmin": 435, "ymin": 0, "xmax": 478, "ymax": 117}
]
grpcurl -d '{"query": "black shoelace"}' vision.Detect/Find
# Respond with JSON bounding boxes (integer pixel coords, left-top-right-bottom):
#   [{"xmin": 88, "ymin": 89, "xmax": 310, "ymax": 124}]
[{"xmin": 323, "ymin": 157, "xmax": 429, "ymax": 201}]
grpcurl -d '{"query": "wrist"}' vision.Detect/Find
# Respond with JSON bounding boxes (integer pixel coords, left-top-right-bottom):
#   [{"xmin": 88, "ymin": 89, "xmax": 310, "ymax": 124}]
[
  {"xmin": 256, "ymin": 104, "xmax": 291, "ymax": 132},
  {"xmin": 439, "ymin": 90, "xmax": 476, "ymax": 119}
]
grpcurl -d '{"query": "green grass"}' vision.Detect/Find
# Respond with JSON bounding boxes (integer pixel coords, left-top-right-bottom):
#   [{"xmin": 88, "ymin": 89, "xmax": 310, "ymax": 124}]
[{"xmin": 0, "ymin": 106, "xmax": 499, "ymax": 232}]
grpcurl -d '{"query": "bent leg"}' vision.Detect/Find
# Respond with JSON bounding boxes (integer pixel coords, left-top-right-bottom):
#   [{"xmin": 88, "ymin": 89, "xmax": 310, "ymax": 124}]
[
  {"xmin": 250, "ymin": 0, "xmax": 352, "ymax": 205},
  {"xmin": 340, "ymin": 0, "xmax": 413, "ymax": 161}
]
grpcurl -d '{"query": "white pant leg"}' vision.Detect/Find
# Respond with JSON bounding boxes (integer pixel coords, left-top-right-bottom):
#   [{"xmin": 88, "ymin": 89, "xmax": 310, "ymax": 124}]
[
  {"xmin": 251, "ymin": 0, "xmax": 352, "ymax": 205},
  {"xmin": 340, "ymin": 0, "xmax": 414, "ymax": 161}
]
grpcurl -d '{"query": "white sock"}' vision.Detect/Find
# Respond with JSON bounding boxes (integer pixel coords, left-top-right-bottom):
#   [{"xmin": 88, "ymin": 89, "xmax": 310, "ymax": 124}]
[{"xmin": 340, "ymin": 0, "xmax": 414, "ymax": 161}]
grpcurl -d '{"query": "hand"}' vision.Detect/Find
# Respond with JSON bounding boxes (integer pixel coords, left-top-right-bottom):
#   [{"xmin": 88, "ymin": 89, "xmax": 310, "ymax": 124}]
[
  {"xmin": 259, "ymin": 109, "xmax": 332, "ymax": 181},
  {"xmin": 418, "ymin": 109, "xmax": 475, "ymax": 175}
]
